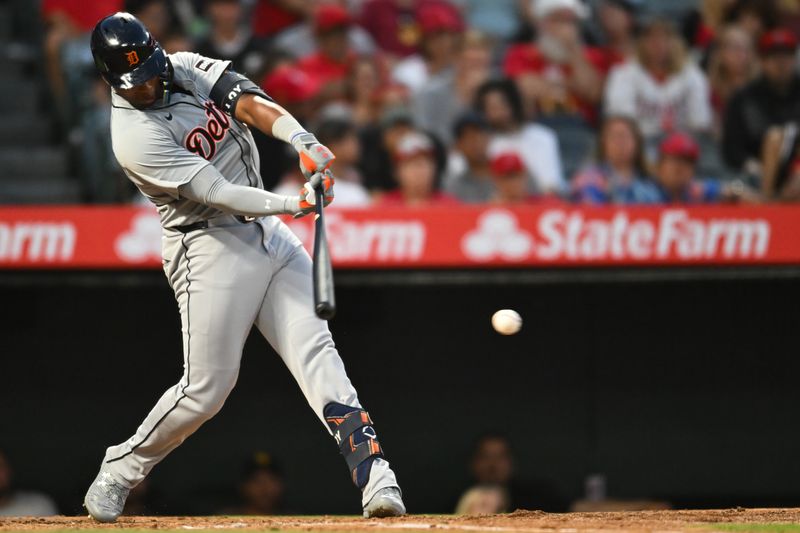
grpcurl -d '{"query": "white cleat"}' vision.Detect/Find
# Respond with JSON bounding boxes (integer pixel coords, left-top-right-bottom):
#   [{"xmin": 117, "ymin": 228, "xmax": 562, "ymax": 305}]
[
  {"xmin": 363, "ymin": 487, "xmax": 406, "ymax": 518},
  {"xmin": 84, "ymin": 471, "xmax": 130, "ymax": 523}
]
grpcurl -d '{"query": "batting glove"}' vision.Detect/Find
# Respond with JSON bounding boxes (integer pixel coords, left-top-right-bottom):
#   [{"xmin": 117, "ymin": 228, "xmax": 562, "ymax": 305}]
[
  {"xmin": 292, "ymin": 133, "xmax": 336, "ymax": 179},
  {"xmin": 295, "ymin": 170, "xmax": 335, "ymax": 218}
]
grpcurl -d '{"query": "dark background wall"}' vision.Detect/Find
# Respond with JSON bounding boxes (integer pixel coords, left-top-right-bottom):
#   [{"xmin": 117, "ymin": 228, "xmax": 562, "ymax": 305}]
[{"xmin": 1, "ymin": 272, "xmax": 798, "ymax": 515}]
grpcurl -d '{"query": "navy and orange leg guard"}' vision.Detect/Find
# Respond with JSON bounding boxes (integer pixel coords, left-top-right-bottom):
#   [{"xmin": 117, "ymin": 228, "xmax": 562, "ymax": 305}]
[{"xmin": 324, "ymin": 403, "xmax": 384, "ymax": 490}]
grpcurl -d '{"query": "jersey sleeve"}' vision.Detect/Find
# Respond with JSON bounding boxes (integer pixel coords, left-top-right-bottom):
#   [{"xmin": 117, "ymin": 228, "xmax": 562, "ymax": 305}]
[
  {"xmin": 113, "ymin": 121, "xmax": 212, "ymax": 201},
  {"xmin": 169, "ymin": 51, "xmax": 232, "ymax": 99}
]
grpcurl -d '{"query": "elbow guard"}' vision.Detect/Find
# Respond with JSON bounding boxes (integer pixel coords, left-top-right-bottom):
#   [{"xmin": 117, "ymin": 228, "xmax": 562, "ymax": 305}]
[{"xmin": 210, "ymin": 69, "xmax": 272, "ymax": 117}]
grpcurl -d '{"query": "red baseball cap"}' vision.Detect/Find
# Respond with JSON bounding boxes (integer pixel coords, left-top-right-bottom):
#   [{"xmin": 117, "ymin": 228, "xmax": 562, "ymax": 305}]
[
  {"xmin": 314, "ymin": 3, "xmax": 352, "ymax": 33},
  {"xmin": 490, "ymin": 152, "xmax": 525, "ymax": 177},
  {"xmin": 417, "ymin": 4, "xmax": 463, "ymax": 35},
  {"xmin": 262, "ymin": 65, "xmax": 322, "ymax": 104},
  {"xmin": 759, "ymin": 28, "xmax": 799, "ymax": 55},
  {"xmin": 659, "ymin": 132, "xmax": 699, "ymax": 162}
]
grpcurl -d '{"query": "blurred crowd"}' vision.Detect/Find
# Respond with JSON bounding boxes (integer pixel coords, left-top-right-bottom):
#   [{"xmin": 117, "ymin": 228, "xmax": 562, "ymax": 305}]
[{"xmin": 39, "ymin": 0, "xmax": 800, "ymax": 206}]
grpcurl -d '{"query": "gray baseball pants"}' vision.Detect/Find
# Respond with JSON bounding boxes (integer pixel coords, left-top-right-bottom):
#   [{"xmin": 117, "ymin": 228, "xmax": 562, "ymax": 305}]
[{"xmin": 101, "ymin": 216, "xmax": 398, "ymax": 506}]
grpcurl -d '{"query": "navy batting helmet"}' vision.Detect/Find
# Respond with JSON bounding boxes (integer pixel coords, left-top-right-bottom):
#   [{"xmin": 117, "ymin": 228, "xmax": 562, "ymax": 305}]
[{"xmin": 90, "ymin": 12, "xmax": 167, "ymax": 89}]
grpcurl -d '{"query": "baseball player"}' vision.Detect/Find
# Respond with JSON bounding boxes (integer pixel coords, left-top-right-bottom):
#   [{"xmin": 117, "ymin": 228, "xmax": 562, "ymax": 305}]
[{"xmin": 83, "ymin": 12, "xmax": 405, "ymax": 522}]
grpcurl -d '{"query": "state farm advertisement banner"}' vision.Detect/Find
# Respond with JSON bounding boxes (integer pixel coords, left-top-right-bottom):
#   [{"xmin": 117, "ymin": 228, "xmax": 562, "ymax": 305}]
[{"xmin": 0, "ymin": 205, "xmax": 798, "ymax": 269}]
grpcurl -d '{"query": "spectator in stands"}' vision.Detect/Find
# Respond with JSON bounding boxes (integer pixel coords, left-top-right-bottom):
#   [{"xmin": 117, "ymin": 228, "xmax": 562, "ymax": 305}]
[
  {"xmin": 757, "ymin": 124, "xmax": 800, "ymax": 201},
  {"xmin": 161, "ymin": 31, "xmax": 194, "ymax": 54},
  {"xmin": 571, "ymin": 116, "xmax": 659, "ymax": 204},
  {"xmin": 605, "ymin": 17, "xmax": 713, "ymax": 149},
  {"xmin": 359, "ymin": 0, "xmax": 460, "ymax": 59},
  {"xmin": 724, "ymin": 0, "xmax": 780, "ymax": 44},
  {"xmin": 226, "ymin": 451, "xmax": 286, "ymax": 515},
  {"xmin": 592, "ymin": 0, "xmax": 640, "ymax": 66},
  {"xmin": 195, "ymin": 0, "xmax": 270, "ymax": 80},
  {"xmin": 359, "ymin": 105, "xmax": 449, "ymax": 193},
  {"xmin": 392, "ymin": 4, "xmax": 464, "ymax": 93},
  {"xmin": 272, "ymin": 1, "xmax": 376, "ymax": 60},
  {"xmin": 41, "ymin": 0, "xmax": 123, "ymax": 125},
  {"xmin": 444, "ymin": 112, "xmax": 494, "ymax": 203},
  {"xmin": 722, "ymin": 28, "xmax": 800, "ymax": 176},
  {"xmin": 412, "ymin": 29, "xmax": 493, "ymax": 144},
  {"xmin": 0, "ymin": 449, "xmax": 58, "ymax": 516},
  {"xmin": 378, "ymin": 131, "xmax": 458, "ymax": 206},
  {"xmin": 475, "ymin": 79, "xmax": 564, "ymax": 195},
  {"xmin": 707, "ymin": 25, "xmax": 759, "ymax": 132},
  {"xmin": 296, "ymin": 4, "xmax": 358, "ymax": 102},
  {"xmin": 346, "ymin": 56, "xmax": 389, "ymax": 127},
  {"xmin": 489, "ymin": 152, "xmax": 545, "ymax": 204},
  {"xmin": 654, "ymin": 132, "xmax": 759, "ymax": 203},
  {"xmin": 503, "ymin": 0, "xmax": 604, "ymax": 124},
  {"xmin": 456, "ymin": 433, "xmax": 566, "ymax": 514}
]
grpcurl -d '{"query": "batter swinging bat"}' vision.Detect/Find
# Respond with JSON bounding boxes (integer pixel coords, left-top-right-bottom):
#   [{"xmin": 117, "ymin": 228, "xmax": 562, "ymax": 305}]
[{"xmin": 313, "ymin": 181, "xmax": 336, "ymax": 320}]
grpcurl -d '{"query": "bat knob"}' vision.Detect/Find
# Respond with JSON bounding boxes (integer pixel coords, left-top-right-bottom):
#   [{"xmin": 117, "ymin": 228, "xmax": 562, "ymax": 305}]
[{"xmin": 315, "ymin": 302, "xmax": 336, "ymax": 320}]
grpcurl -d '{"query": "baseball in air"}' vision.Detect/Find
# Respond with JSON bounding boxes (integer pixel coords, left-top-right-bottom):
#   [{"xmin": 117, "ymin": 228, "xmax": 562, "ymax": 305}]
[{"xmin": 491, "ymin": 309, "xmax": 522, "ymax": 335}]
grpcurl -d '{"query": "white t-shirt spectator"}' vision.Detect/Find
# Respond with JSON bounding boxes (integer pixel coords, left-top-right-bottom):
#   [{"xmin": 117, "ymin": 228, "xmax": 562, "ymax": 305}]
[
  {"xmin": 604, "ymin": 59, "xmax": 712, "ymax": 141},
  {"xmin": 392, "ymin": 55, "xmax": 429, "ymax": 93},
  {"xmin": 488, "ymin": 124, "xmax": 564, "ymax": 193}
]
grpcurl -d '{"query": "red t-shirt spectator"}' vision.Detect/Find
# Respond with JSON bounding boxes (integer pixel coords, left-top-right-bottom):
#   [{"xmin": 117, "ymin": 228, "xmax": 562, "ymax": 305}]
[
  {"xmin": 41, "ymin": 0, "xmax": 122, "ymax": 31},
  {"xmin": 359, "ymin": 0, "xmax": 460, "ymax": 58},
  {"xmin": 503, "ymin": 43, "xmax": 609, "ymax": 123},
  {"xmin": 296, "ymin": 52, "xmax": 355, "ymax": 86}
]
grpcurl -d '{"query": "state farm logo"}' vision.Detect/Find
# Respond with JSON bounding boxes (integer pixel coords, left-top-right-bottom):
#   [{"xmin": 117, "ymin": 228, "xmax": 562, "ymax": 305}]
[
  {"xmin": 288, "ymin": 212, "xmax": 426, "ymax": 262},
  {"xmin": 0, "ymin": 221, "xmax": 76, "ymax": 262},
  {"xmin": 462, "ymin": 210, "xmax": 533, "ymax": 261},
  {"xmin": 115, "ymin": 211, "xmax": 161, "ymax": 262},
  {"xmin": 460, "ymin": 208, "xmax": 771, "ymax": 263}
]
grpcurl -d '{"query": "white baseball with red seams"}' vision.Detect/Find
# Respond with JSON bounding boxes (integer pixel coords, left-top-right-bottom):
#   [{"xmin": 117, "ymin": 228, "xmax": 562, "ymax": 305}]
[{"xmin": 491, "ymin": 309, "xmax": 522, "ymax": 335}]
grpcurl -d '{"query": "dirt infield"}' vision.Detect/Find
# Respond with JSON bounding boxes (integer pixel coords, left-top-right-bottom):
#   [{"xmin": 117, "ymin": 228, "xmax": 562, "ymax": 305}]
[{"xmin": 2, "ymin": 509, "xmax": 800, "ymax": 533}]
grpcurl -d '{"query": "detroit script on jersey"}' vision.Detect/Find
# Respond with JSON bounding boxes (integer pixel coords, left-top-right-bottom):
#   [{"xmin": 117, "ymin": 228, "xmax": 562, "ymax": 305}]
[{"xmin": 108, "ymin": 52, "xmax": 265, "ymax": 228}]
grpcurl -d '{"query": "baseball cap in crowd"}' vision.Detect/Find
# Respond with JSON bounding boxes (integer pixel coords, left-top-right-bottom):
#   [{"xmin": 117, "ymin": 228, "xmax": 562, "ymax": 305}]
[
  {"xmin": 452, "ymin": 111, "xmax": 489, "ymax": 140},
  {"xmin": 417, "ymin": 4, "xmax": 464, "ymax": 35},
  {"xmin": 533, "ymin": 0, "xmax": 588, "ymax": 20},
  {"xmin": 393, "ymin": 132, "xmax": 434, "ymax": 161},
  {"xmin": 490, "ymin": 152, "xmax": 526, "ymax": 177},
  {"xmin": 759, "ymin": 28, "xmax": 799, "ymax": 55},
  {"xmin": 659, "ymin": 132, "xmax": 700, "ymax": 162},
  {"xmin": 262, "ymin": 65, "xmax": 322, "ymax": 104},
  {"xmin": 380, "ymin": 105, "xmax": 414, "ymax": 129},
  {"xmin": 314, "ymin": 3, "xmax": 352, "ymax": 34},
  {"xmin": 241, "ymin": 451, "xmax": 283, "ymax": 480}
]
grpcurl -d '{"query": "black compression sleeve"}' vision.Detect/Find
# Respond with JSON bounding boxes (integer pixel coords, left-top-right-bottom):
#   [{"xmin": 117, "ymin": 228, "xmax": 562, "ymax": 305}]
[{"xmin": 210, "ymin": 69, "xmax": 272, "ymax": 117}]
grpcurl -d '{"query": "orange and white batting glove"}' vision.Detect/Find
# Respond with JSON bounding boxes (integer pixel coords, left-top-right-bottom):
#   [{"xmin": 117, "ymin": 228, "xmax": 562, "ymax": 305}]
[
  {"xmin": 292, "ymin": 132, "xmax": 336, "ymax": 179},
  {"xmin": 296, "ymin": 170, "xmax": 335, "ymax": 218}
]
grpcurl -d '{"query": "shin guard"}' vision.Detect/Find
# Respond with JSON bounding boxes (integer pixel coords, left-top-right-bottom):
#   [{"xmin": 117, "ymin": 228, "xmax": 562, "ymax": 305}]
[{"xmin": 324, "ymin": 402, "xmax": 383, "ymax": 490}]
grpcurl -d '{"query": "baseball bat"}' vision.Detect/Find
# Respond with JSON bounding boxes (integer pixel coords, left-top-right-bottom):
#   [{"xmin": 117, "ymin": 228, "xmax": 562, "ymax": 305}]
[{"xmin": 313, "ymin": 184, "xmax": 336, "ymax": 320}]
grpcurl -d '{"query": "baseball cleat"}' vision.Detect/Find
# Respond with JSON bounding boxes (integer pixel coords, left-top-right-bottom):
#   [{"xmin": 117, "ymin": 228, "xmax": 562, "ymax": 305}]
[
  {"xmin": 363, "ymin": 487, "xmax": 406, "ymax": 518},
  {"xmin": 84, "ymin": 471, "xmax": 130, "ymax": 523}
]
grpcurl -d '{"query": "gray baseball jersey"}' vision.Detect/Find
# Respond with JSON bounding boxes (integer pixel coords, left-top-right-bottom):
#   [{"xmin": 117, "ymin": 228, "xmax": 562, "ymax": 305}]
[
  {"xmin": 98, "ymin": 52, "xmax": 400, "ymax": 509},
  {"xmin": 111, "ymin": 52, "xmax": 263, "ymax": 228}
]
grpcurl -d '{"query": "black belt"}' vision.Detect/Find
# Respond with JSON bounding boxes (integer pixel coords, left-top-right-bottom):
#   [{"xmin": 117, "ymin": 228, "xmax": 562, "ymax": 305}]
[{"xmin": 174, "ymin": 216, "xmax": 254, "ymax": 234}]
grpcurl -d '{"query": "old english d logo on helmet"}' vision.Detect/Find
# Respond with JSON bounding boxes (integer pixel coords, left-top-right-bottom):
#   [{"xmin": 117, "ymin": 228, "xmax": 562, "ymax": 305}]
[
  {"xmin": 126, "ymin": 51, "xmax": 140, "ymax": 66},
  {"xmin": 91, "ymin": 12, "xmax": 167, "ymax": 89}
]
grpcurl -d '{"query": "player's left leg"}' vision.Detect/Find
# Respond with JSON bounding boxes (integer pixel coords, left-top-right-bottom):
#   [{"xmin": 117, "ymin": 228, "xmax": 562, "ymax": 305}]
[{"xmin": 253, "ymin": 222, "xmax": 405, "ymax": 517}]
